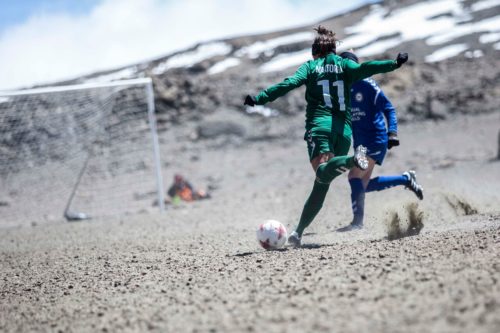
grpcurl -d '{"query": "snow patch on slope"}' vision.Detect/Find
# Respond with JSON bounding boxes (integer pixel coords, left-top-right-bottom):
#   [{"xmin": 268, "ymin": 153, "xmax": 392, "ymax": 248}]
[
  {"xmin": 208, "ymin": 58, "xmax": 241, "ymax": 75},
  {"xmin": 84, "ymin": 67, "xmax": 138, "ymax": 83},
  {"xmin": 153, "ymin": 42, "xmax": 232, "ymax": 74},
  {"xmin": 235, "ymin": 32, "xmax": 313, "ymax": 59},
  {"xmin": 259, "ymin": 49, "xmax": 310, "ymax": 73},
  {"xmin": 425, "ymin": 43, "xmax": 468, "ymax": 62}
]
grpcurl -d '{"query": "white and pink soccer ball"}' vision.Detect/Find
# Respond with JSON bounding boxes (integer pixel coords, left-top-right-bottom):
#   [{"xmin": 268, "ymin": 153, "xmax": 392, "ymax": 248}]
[{"xmin": 256, "ymin": 220, "xmax": 288, "ymax": 250}]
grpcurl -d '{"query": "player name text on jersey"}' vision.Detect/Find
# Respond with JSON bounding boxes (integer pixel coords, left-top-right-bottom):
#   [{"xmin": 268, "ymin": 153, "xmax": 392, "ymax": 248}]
[{"xmin": 314, "ymin": 64, "xmax": 343, "ymax": 74}]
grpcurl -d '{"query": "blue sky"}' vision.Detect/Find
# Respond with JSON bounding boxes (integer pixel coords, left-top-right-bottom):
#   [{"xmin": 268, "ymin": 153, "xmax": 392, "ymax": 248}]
[
  {"xmin": 0, "ymin": 0, "xmax": 374, "ymax": 89},
  {"xmin": 0, "ymin": 0, "xmax": 100, "ymax": 33}
]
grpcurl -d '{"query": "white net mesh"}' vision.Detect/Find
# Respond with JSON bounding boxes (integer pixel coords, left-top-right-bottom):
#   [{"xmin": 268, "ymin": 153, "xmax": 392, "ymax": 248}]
[{"xmin": 0, "ymin": 79, "xmax": 164, "ymax": 227}]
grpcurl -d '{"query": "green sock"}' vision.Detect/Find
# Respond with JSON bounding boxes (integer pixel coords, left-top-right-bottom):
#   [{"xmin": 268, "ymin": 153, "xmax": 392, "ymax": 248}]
[
  {"xmin": 296, "ymin": 180, "xmax": 330, "ymax": 237},
  {"xmin": 316, "ymin": 155, "xmax": 354, "ymax": 184}
]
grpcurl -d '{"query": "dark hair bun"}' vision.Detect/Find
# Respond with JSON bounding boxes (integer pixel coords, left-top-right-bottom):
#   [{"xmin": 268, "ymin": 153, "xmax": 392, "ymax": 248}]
[
  {"xmin": 311, "ymin": 25, "xmax": 338, "ymax": 57},
  {"xmin": 314, "ymin": 25, "xmax": 334, "ymax": 36}
]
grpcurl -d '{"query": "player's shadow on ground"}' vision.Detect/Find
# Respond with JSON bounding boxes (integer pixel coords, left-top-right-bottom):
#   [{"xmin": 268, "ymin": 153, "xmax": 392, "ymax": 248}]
[
  {"xmin": 300, "ymin": 243, "xmax": 337, "ymax": 249},
  {"xmin": 231, "ymin": 248, "xmax": 288, "ymax": 257},
  {"xmin": 230, "ymin": 242, "xmax": 336, "ymax": 257},
  {"xmin": 229, "ymin": 232, "xmax": 339, "ymax": 257}
]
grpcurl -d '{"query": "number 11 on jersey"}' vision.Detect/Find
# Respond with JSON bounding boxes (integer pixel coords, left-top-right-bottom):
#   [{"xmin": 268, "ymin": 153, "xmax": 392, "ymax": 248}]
[{"xmin": 317, "ymin": 79, "xmax": 346, "ymax": 111}]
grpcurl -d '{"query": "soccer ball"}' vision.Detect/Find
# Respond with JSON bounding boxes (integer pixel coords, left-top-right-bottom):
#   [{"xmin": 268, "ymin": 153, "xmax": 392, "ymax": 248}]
[{"xmin": 256, "ymin": 220, "xmax": 288, "ymax": 250}]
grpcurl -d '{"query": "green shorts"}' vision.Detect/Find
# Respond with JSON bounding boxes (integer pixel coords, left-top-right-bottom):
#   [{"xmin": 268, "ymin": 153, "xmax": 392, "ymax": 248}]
[{"xmin": 305, "ymin": 129, "xmax": 351, "ymax": 161}]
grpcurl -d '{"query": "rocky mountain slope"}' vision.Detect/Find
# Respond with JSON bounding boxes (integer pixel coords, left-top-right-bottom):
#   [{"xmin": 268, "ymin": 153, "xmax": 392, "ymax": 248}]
[
  {"xmin": 3, "ymin": 0, "xmax": 499, "ymax": 142},
  {"xmin": 75, "ymin": 0, "xmax": 500, "ymax": 126}
]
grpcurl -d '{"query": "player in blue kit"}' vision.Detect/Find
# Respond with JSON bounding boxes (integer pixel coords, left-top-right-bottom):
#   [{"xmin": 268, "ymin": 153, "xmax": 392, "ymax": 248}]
[{"xmin": 337, "ymin": 51, "xmax": 423, "ymax": 232}]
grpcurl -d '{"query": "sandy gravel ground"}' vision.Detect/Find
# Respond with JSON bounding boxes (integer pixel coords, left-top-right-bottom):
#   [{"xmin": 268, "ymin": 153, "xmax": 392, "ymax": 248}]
[{"xmin": 1, "ymin": 112, "xmax": 499, "ymax": 332}]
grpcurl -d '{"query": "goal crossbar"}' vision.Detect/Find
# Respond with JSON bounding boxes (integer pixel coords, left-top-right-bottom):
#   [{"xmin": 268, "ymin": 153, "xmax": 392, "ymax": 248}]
[{"xmin": 0, "ymin": 78, "xmax": 153, "ymax": 97}]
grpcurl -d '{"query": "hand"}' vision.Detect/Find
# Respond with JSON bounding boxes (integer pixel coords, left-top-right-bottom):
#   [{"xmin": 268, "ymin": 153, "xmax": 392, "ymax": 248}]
[
  {"xmin": 388, "ymin": 133, "xmax": 400, "ymax": 149},
  {"xmin": 244, "ymin": 95, "xmax": 256, "ymax": 107},
  {"xmin": 396, "ymin": 53, "xmax": 408, "ymax": 67}
]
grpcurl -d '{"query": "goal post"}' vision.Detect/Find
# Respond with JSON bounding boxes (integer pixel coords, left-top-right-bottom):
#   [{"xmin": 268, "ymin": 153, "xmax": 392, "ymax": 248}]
[{"xmin": 0, "ymin": 78, "xmax": 165, "ymax": 227}]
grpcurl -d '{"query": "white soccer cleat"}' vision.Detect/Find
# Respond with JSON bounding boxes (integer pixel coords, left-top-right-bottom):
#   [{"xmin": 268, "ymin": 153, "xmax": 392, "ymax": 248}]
[
  {"xmin": 353, "ymin": 145, "xmax": 368, "ymax": 170},
  {"xmin": 288, "ymin": 231, "xmax": 302, "ymax": 247},
  {"xmin": 403, "ymin": 170, "xmax": 424, "ymax": 200}
]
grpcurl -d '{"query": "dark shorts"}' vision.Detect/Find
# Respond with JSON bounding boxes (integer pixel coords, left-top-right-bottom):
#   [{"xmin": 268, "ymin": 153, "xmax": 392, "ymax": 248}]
[{"xmin": 305, "ymin": 130, "xmax": 351, "ymax": 161}]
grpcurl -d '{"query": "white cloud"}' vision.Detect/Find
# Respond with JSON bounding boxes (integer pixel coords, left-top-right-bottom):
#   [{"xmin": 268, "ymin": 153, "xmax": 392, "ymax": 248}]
[{"xmin": 0, "ymin": 0, "xmax": 371, "ymax": 90}]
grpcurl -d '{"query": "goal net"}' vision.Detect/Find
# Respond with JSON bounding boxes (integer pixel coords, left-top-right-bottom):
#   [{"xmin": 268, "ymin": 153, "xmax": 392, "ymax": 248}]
[{"xmin": 0, "ymin": 78, "xmax": 165, "ymax": 228}]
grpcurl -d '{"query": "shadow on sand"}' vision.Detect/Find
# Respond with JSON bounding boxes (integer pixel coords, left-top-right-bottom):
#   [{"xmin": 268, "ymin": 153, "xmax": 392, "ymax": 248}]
[{"xmin": 230, "ymin": 242, "xmax": 340, "ymax": 257}]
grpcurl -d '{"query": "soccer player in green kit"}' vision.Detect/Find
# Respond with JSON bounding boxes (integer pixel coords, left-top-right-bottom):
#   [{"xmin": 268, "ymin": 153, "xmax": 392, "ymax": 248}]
[{"xmin": 244, "ymin": 26, "xmax": 409, "ymax": 247}]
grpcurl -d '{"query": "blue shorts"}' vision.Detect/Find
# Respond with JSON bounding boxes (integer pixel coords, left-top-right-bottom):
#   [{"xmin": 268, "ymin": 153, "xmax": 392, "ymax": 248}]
[{"xmin": 354, "ymin": 141, "xmax": 387, "ymax": 165}]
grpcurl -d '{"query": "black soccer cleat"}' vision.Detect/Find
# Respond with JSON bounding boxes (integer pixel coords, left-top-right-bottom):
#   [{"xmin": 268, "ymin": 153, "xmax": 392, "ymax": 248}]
[{"xmin": 403, "ymin": 170, "xmax": 424, "ymax": 200}]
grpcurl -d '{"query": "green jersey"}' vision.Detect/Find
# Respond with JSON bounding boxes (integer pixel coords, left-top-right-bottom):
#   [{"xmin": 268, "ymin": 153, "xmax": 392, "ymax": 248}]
[{"xmin": 254, "ymin": 53, "xmax": 398, "ymax": 136}]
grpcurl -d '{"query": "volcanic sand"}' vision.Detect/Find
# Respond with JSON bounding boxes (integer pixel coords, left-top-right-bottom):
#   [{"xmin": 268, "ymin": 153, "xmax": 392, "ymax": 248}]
[{"xmin": 1, "ymin": 112, "xmax": 499, "ymax": 332}]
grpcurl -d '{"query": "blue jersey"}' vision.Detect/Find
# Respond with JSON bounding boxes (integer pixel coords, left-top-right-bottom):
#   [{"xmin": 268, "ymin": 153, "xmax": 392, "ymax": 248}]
[{"xmin": 350, "ymin": 78, "xmax": 397, "ymax": 147}]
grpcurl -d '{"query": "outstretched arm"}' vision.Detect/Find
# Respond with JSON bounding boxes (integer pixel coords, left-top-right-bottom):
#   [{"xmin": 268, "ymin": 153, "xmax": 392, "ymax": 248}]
[
  {"xmin": 345, "ymin": 53, "xmax": 408, "ymax": 83},
  {"xmin": 244, "ymin": 63, "xmax": 309, "ymax": 106}
]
